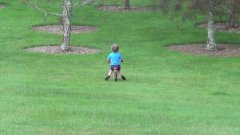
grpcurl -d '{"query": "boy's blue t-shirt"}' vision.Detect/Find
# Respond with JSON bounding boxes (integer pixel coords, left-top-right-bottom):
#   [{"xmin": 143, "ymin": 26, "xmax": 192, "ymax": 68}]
[{"xmin": 107, "ymin": 52, "xmax": 123, "ymax": 66}]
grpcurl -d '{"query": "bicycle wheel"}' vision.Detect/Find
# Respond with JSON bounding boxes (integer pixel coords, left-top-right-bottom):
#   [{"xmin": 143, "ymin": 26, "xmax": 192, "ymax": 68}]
[{"xmin": 114, "ymin": 70, "xmax": 118, "ymax": 82}]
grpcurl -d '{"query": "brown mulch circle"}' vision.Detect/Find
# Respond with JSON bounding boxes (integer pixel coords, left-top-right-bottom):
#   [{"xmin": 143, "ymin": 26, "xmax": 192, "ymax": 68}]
[
  {"xmin": 32, "ymin": 25, "xmax": 98, "ymax": 34},
  {"xmin": 98, "ymin": 5, "xmax": 151, "ymax": 12},
  {"xmin": 25, "ymin": 46, "xmax": 101, "ymax": 54},
  {"xmin": 198, "ymin": 23, "xmax": 240, "ymax": 33},
  {"xmin": 167, "ymin": 44, "xmax": 240, "ymax": 57}
]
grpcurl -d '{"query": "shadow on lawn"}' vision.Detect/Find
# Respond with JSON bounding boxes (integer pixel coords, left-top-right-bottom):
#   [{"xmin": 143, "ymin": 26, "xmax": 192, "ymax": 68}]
[{"xmin": 211, "ymin": 92, "xmax": 229, "ymax": 96}]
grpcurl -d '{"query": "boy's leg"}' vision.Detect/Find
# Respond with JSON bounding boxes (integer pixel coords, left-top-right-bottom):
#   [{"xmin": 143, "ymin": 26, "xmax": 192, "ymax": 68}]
[
  {"xmin": 119, "ymin": 70, "xmax": 126, "ymax": 80},
  {"xmin": 105, "ymin": 70, "xmax": 112, "ymax": 81},
  {"xmin": 108, "ymin": 70, "xmax": 112, "ymax": 76}
]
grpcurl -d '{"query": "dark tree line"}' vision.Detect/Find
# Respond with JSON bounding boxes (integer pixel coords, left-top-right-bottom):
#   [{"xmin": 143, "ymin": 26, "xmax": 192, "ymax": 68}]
[
  {"xmin": 227, "ymin": 0, "xmax": 240, "ymax": 27},
  {"xmin": 25, "ymin": 0, "xmax": 240, "ymax": 51}
]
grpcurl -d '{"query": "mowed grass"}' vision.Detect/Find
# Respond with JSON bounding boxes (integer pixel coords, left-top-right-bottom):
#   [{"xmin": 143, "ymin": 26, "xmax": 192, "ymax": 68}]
[{"xmin": 0, "ymin": 0, "xmax": 240, "ymax": 134}]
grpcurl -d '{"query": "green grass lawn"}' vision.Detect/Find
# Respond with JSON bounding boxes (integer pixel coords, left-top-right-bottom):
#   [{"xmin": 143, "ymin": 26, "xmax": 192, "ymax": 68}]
[{"xmin": 0, "ymin": 0, "xmax": 240, "ymax": 134}]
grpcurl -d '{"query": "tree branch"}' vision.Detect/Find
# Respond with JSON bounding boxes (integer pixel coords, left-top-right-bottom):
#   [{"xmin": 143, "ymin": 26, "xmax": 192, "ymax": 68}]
[
  {"xmin": 74, "ymin": 0, "xmax": 94, "ymax": 7},
  {"xmin": 25, "ymin": 0, "xmax": 63, "ymax": 17},
  {"xmin": 33, "ymin": 3, "xmax": 63, "ymax": 17}
]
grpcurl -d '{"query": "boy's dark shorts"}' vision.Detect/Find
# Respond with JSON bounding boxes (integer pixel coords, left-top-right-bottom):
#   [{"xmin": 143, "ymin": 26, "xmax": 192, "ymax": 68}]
[{"xmin": 110, "ymin": 65, "xmax": 121, "ymax": 71}]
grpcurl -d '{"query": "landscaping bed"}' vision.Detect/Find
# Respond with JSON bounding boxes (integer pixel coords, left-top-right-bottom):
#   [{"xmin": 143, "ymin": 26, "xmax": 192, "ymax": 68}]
[{"xmin": 167, "ymin": 44, "xmax": 240, "ymax": 57}]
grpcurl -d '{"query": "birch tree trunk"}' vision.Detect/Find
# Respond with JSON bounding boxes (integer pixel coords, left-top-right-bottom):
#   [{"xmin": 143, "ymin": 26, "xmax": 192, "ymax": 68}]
[
  {"xmin": 122, "ymin": 0, "xmax": 130, "ymax": 9},
  {"xmin": 61, "ymin": 0, "xmax": 72, "ymax": 51},
  {"xmin": 207, "ymin": 0, "xmax": 216, "ymax": 50}
]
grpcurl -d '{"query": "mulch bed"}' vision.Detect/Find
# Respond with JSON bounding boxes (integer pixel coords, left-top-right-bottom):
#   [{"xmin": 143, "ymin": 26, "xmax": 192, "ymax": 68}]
[
  {"xmin": 0, "ymin": 5, "xmax": 4, "ymax": 9},
  {"xmin": 167, "ymin": 44, "xmax": 240, "ymax": 57},
  {"xmin": 25, "ymin": 46, "xmax": 101, "ymax": 54},
  {"xmin": 198, "ymin": 23, "xmax": 240, "ymax": 33},
  {"xmin": 98, "ymin": 5, "xmax": 151, "ymax": 12},
  {"xmin": 32, "ymin": 25, "xmax": 98, "ymax": 34}
]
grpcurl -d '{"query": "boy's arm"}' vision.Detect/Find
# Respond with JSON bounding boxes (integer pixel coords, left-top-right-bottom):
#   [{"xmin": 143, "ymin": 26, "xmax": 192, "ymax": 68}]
[
  {"xmin": 120, "ymin": 54, "xmax": 123, "ymax": 62},
  {"xmin": 107, "ymin": 54, "xmax": 110, "ymax": 63}
]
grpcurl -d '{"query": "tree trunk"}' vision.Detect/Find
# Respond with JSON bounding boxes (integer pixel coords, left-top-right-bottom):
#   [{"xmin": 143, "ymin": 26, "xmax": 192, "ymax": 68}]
[
  {"xmin": 228, "ymin": 9, "xmax": 237, "ymax": 28},
  {"xmin": 207, "ymin": 0, "xmax": 217, "ymax": 51},
  {"xmin": 61, "ymin": 0, "xmax": 72, "ymax": 51},
  {"xmin": 122, "ymin": 0, "xmax": 130, "ymax": 9}
]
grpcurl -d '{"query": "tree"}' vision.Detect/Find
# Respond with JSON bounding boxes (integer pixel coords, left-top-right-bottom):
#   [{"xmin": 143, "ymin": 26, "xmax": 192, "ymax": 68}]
[
  {"xmin": 206, "ymin": 0, "xmax": 216, "ymax": 50},
  {"xmin": 158, "ymin": 0, "xmax": 225, "ymax": 50},
  {"xmin": 25, "ymin": 0, "xmax": 93, "ymax": 51},
  {"xmin": 122, "ymin": 0, "xmax": 130, "ymax": 9},
  {"xmin": 61, "ymin": 0, "xmax": 72, "ymax": 51},
  {"xmin": 227, "ymin": 0, "xmax": 240, "ymax": 28}
]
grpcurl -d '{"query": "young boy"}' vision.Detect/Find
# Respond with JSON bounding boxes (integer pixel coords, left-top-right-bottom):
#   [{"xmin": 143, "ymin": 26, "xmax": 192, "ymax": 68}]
[{"xmin": 105, "ymin": 44, "xmax": 126, "ymax": 81}]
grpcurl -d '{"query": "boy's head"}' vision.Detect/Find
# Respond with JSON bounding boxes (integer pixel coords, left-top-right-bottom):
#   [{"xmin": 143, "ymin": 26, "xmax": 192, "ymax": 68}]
[{"xmin": 111, "ymin": 44, "xmax": 119, "ymax": 53}]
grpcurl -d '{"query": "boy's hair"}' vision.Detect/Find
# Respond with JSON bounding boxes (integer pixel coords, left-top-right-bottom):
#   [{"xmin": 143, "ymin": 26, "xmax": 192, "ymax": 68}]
[{"xmin": 111, "ymin": 44, "xmax": 119, "ymax": 52}]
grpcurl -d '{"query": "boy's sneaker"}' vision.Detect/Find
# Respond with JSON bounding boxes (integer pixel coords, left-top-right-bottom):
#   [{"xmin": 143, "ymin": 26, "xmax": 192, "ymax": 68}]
[
  {"xmin": 121, "ymin": 75, "xmax": 126, "ymax": 80},
  {"xmin": 105, "ymin": 75, "xmax": 110, "ymax": 81}
]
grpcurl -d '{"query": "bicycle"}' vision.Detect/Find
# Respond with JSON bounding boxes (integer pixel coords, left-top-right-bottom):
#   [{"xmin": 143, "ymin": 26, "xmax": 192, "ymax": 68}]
[{"xmin": 105, "ymin": 60, "xmax": 126, "ymax": 82}]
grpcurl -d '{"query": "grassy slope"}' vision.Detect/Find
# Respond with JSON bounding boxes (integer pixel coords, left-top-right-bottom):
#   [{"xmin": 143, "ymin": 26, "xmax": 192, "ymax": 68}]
[{"xmin": 0, "ymin": 0, "xmax": 240, "ymax": 134}]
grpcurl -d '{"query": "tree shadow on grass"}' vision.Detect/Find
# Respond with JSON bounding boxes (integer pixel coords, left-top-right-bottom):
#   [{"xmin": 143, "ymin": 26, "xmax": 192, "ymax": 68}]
[
  {"xmin": 97, "ymin": 5, "xmax": 152, "ymax": 12},
  {"xmin": 198, "ymin": 23, "xmax": 240, "ymax": 33},
  {"xmin": 211, "ymin": 92, "xmax": 229, "ymax": 96},
  {"xmin": 32, "ymin": 25, "xmax": 98, "ymax": 34}
]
